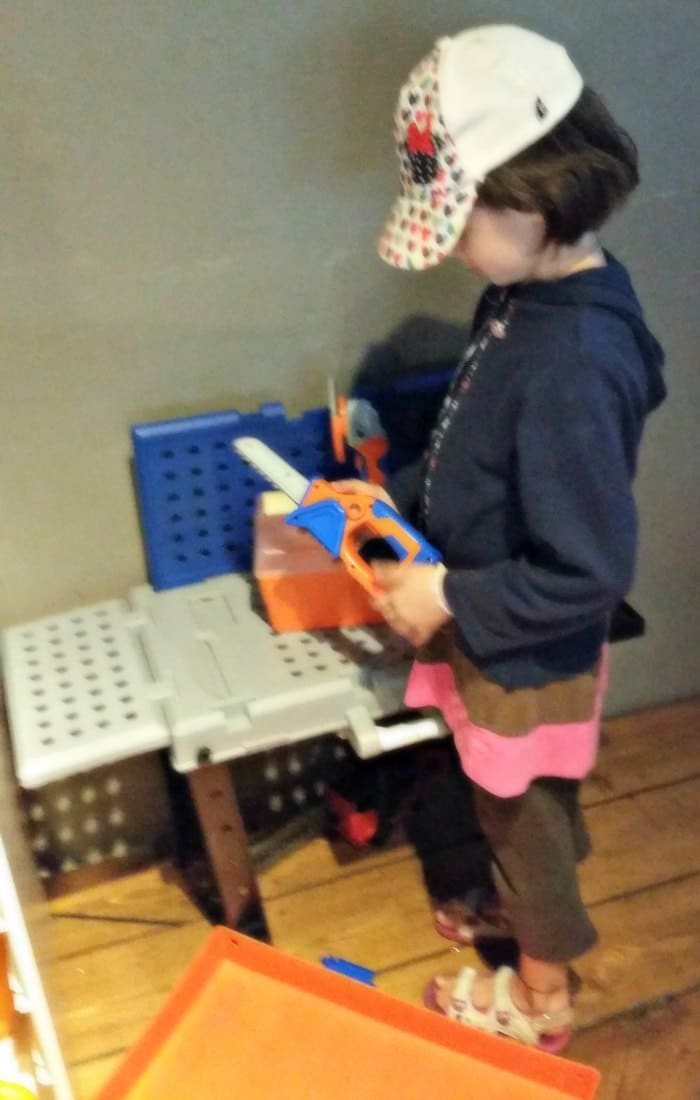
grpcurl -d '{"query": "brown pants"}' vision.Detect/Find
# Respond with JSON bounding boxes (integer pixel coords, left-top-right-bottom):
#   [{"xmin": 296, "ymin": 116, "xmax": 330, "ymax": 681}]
[{"xmin": 471, "ymin": 776, "xmax": 598, "ymax": 962}]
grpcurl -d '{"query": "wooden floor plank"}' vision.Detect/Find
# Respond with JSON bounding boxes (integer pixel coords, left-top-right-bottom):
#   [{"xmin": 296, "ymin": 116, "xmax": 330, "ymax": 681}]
[
  {"xmin": 68, "ymin": 1051, "xmax": 125, "ymax": 1100},
  {"xmin": 49, "ymin": 914, "xmax": 180, "ymax": 963},
  {"xmin": 576, "ymin": 872, "xmax": 700, "ymax": 1026},
  {"xmin": 263, "ymin": 856, "xmax": 437, "ymax": 972},
  {"xmin": 568, "ymin": 987, "xmax": 700, "ymax": 1100},
  {"xmin": 584, "ymin": 698, "xmax": 700, "ymax": 806},
  {"xmin": 49, "ymin": 863, "xmax": 202, "ymax": 925},
  {"xmin": 48, "ymin": 921, "xmax": 210, "ymax": 1067},
  {"xmin": 581, "ymin": 776, "xmax": 700, "ymax": 905},
  {"xmin": 258, "ymin": 835, "xmax": 414, "ymax": 901}
]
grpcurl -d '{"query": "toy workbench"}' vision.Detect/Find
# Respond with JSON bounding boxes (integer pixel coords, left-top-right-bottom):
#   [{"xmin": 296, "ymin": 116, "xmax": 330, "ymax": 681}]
[{"xmin": 1, "ymin": 401, "xmax": 446, "ymax": 929}]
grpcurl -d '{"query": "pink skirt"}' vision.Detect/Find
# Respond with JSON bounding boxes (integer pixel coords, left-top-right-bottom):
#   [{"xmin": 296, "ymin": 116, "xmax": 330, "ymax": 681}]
[{"xmin": 405, "ymin": 647, "xmax": 609, "ymax": 798}]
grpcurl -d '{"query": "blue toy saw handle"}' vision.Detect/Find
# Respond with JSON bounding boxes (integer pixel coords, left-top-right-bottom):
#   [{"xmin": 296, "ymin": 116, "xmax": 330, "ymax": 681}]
[
  {"xmin": 286, "ymin": 482, "xmax": 441, "ymax": 593},
  {"xmin": 369, "ymin": 500, "xmax": 442, "ymax": 564}
]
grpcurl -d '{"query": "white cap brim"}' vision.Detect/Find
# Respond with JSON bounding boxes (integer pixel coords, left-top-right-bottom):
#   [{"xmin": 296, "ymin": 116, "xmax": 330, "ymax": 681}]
[{"xmin": 377, "ymin": 186, "xmax": 476, "ymax": 271}]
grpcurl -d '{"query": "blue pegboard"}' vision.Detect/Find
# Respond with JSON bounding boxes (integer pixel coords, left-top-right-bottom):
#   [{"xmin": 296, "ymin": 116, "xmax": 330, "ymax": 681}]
[{"xmin": 132, "ymin": 403, "xmax": 351, "ymax": 590}]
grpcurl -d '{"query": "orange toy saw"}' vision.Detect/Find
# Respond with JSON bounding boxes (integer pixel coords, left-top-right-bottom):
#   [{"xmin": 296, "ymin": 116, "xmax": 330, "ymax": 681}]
[{"xmin": 233, "ymin": 437, "xmax": 441, "ymax": 595}]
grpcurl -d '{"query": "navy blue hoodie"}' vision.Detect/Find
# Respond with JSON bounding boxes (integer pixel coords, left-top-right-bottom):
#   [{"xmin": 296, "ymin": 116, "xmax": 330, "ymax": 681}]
[{"xmin": 389, "ymin": 254, "xmax": 666, "ymax": 689}]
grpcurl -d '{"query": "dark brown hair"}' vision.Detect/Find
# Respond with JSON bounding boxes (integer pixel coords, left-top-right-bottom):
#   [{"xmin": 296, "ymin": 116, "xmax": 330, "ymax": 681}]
[{"xmin": 477, "ymin": 88, "xmax": 639, "ymax": 243}]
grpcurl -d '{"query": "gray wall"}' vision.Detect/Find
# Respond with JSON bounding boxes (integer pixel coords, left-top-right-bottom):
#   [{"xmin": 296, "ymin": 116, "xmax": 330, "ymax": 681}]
[{"xmin": 2, "ymin": 2, "xmax": 698, "ymax": 715}]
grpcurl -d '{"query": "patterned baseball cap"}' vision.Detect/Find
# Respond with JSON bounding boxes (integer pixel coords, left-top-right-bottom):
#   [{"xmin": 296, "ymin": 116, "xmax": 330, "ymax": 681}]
[{"xmin": 378, "ymin": 25, "xmax": 583, "ymax": 271}]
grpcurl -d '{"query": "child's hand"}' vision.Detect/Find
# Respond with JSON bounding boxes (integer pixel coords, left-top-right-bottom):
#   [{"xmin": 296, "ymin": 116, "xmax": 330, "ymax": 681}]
[
  {"xmin": 371, "ymin": 561, "xmax": 451, "ymax": 646},
  {"xmin": 332, "ymin": 479, "xmax": 397, "ymax": 510}
]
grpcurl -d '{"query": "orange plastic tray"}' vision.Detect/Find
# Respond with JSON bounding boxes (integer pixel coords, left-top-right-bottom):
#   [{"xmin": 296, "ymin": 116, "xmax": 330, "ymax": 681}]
[{"xmin": 98, "ymin": 928, "xmax": 599, "ymax": 1100}]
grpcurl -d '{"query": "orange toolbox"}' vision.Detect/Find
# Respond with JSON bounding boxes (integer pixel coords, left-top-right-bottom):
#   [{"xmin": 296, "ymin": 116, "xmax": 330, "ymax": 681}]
[
  {"xmin": 98, "ymin": 928, "xmax": 599, "ymax": 1100},
  {"xmin": 253, "ymin": 499, "xmax": 382, "ymax": 633}
]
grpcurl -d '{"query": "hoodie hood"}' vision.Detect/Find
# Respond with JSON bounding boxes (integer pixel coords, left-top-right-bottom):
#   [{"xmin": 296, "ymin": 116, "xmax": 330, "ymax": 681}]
[{"xmin": 512, "ymin": 251, "xmax": 666, "ymax": 411}]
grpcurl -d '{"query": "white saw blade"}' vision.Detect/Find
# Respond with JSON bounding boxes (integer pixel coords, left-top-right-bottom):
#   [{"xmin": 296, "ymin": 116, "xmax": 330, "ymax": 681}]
[{"xmin": 232, "ymin": 437, "xmax": 311, "ymax": 504}]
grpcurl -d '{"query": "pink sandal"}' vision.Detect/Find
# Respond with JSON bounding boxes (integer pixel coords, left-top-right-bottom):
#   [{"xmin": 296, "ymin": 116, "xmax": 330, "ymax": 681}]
[
  {"xmin": 433, "ymin": 889, "xmax": 513, "ymax": 946},
  {"xmin": 424, "ymin": 965, "xmax": 574, "ymax": 1053}
]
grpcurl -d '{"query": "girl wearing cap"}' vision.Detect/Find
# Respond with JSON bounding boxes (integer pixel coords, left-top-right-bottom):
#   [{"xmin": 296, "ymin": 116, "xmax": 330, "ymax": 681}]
[{"xmin": 342, "ymin": 25, "xmax": 666, "ymax": 1049}]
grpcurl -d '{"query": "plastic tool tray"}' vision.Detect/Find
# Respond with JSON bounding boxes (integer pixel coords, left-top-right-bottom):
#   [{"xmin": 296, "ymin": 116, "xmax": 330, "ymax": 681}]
[
  {"xmin": 98, "ymin": 927, "xmax": 600, "ymax": 1100},
  {"xmin": 2, "ymin": 575, "xmax": 422, "ymax": 787}
]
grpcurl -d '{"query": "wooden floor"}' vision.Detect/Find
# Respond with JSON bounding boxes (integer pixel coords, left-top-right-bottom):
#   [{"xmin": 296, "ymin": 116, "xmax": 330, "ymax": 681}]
[{"xmin": 45, "ymin": 697, "xmax": 700, "ymax": 1099}]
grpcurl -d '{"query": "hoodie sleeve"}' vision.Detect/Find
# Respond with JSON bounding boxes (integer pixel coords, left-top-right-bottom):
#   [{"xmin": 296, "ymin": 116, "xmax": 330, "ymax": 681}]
[{"xmin": 442, "ymin": 353, "xmax": 639, "ymax": 657}]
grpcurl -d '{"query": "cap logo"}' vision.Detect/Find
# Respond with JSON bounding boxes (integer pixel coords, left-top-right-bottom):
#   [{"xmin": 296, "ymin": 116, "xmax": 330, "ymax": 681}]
[
  {"xmin": 535, "ymin": 97, "xmax": 548, "ymax": 120},
  {"xmin": 405, "ymin": 112, "xmax": 441, "ymax": 184}
]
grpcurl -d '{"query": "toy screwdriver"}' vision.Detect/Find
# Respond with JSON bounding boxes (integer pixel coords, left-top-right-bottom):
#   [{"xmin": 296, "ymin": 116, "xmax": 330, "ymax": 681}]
[{"xmin": 232, "ymin": 437, "xmax": 441, "ymax": 594}]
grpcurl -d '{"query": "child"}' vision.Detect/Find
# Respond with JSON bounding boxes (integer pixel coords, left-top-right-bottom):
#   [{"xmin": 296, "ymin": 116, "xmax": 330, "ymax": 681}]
[{"xmin": 339, "ymin": 24, "xmax": 665, "ymax": 1050}]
